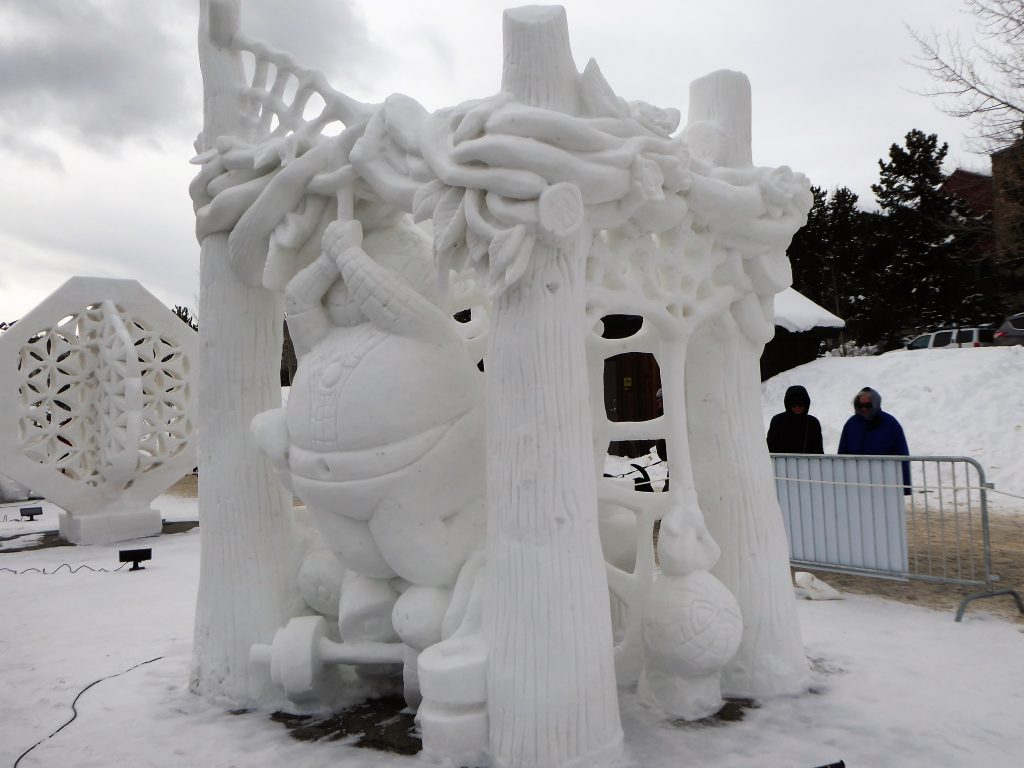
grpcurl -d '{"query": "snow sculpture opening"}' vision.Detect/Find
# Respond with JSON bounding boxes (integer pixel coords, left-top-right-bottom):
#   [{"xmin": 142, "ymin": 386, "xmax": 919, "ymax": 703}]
[
  {"xmin": 191, "ymin": 2, "xmax": 811, "ymax": 765},
  {"xmin": 0, "ymin": 277, "xmax": 198, "ymax": 544}
]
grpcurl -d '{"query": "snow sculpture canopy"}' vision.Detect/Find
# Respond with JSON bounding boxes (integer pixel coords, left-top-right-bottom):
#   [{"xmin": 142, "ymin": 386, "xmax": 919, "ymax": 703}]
[
  {"xmin": 190, "ymin": 3, "xmax": 811, "ymax": 767},
  {"xmin": 0, "ymin": 277, "xmax": 198, "ymax": 544}
]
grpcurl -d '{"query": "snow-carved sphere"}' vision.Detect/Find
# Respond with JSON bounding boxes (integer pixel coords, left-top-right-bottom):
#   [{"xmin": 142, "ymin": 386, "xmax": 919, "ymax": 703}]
[
  {"xmin": 642, "ymin": 570, "xmax": 742, "ymax": 677},
  {"xmin": 297, "ymin": 548, "xmax": 346, "ymax": 618}
]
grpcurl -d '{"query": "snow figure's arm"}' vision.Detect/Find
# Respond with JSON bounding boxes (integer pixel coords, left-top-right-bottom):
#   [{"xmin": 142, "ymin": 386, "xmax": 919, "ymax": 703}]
[
  {"xmin": 192, "ymin": 131, "xmax": 363, "ymax": 291},
  {"xmin": 227, "ymin": 140, "xmax": 336, "ymax": 287},
  {"xmin": 251, "ymin": 407, "xmax": 293, "ymax": 493},
  {"xmin": 284, "ymin": 248, "xmax": 341, "ymax": 357},
  {"xmin": 322, "ymin": 220, "xmax": 448, "ymax": 342}
]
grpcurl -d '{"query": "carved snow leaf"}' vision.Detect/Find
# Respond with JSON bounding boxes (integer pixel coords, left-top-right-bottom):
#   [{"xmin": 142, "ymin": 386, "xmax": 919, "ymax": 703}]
[
  {"xmin": 432, "ymin": 187, "xmax": 467, "ymax": 255},
  {"xmin": 487, "ymin": 224, "xmax": 534, "ymax": 295},
  {"xmin": 579, "ymin": 59, "xmax": 630, "ymax": 119},
  {"xmin": 465, "ymin": 225, "xmax": 490, "ymax": 264},
  {"xmin": 412, "ymin": 179, "xmax": 448, "ymax": 223}
]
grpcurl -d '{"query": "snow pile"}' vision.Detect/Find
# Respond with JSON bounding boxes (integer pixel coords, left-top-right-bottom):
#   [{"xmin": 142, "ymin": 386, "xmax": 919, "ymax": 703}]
[{"xmin": 762, "ymin": 346, "xmax": 1024, "ymax": 501}]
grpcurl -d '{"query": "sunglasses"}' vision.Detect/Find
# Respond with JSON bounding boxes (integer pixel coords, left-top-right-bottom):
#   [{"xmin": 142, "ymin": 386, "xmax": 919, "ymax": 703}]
[{"xmin": 855, "ymin": 401, "xmax": 873, "ymax": 409}]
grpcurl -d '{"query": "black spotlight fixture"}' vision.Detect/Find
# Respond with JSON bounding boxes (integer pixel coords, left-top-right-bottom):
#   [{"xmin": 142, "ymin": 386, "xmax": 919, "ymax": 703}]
[
  {"xmin": 20, "ymin": 506, "xmax": 43, "ymax": 521},
  {"xmin": 119, "ymin": 548, "xmax": 152, "ymax": 571}
]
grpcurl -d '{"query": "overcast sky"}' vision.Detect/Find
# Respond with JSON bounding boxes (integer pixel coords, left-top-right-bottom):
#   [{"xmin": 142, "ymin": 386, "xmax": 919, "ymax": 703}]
[{"xmin": 0, "ymin": 0, "xmax": 991, "ymax": 321}]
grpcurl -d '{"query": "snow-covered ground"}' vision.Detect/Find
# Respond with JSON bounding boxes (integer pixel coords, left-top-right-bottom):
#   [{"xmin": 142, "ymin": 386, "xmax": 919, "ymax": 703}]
[{"xmin": 2, "ymin": 347, "xmax": 1024, "ymax": 767}]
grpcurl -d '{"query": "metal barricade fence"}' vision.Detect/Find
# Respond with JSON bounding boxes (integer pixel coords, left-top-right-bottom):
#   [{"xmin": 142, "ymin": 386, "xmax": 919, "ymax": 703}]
[{"xmin": 771, "ymin": 453, "xmax": 1024, "ymax": 621}]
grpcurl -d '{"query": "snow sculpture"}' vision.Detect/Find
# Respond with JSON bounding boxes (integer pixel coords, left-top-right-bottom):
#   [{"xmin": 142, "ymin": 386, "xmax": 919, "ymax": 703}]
[
  {"xmin": 683, "ymin": 72, "xmax": 810, "ymax": 696},
  {"xmin": 191, "ymin": 2, "xmax": 811, "ymax": 765},
  {"xmin": 0, "ymin": 277, "xmax": 198, "ymax": 544},
  {"xmin": 0, "ymin": 473, "xmax": 34, "ymax": 503},
  {"xmin": 250, "ymin": 209, "xmax": 487, "ymax": 707},
  {"xmin": 583, "ymin": 69, "xmax": 810, "ymax": 716}
]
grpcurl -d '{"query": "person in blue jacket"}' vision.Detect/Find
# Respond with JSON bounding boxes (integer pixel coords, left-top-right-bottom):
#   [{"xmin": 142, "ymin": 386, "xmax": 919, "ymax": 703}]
[{"xmin": 838, "ymin": 386, "xmax": 911, "ymax": 492}]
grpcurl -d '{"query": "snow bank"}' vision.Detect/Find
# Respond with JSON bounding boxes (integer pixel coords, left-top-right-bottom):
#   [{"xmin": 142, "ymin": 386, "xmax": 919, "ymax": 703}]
[{"xmin": 762, "ymin": 346, "xmax": 1024, "ymax": 501}]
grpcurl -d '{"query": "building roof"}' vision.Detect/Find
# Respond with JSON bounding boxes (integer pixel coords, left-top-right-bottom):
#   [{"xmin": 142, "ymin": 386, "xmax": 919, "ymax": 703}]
[{"xmin": 774, "ymin": 287, "xmax": 844, "ymax": 332}]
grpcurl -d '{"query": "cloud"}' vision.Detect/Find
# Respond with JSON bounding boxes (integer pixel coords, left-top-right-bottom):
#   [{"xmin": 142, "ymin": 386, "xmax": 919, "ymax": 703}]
[
  {"xmin": 0, "ymin": 133, "xmax": 65, "ymax": 172},
  {"xmin": 0, "ymin": 0, "xmax": 382, "ymax": 169},
  {"xmin": 241, "ymin": 0, "xmax": 382, "ymax": 93},
  {"xmin": 0, "ymin": 0, "xmax": 198, "ymax": 156}
]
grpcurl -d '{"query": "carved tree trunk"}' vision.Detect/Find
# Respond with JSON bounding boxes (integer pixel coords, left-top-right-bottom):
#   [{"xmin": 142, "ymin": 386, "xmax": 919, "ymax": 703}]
[
  {"xmin": 684, "ymin": 68, "xmax": 807, "ymax": 698},
  {"xmin": 190, "ymin": 0, "xmax": 298, "ymax": 707},
  {"xmin": 687, "ymin": 316, "xmax": 807, "ymax": 696},
  {"xmin": 484, "ymin": 7, "xmax": 622, "ymax": 767}
]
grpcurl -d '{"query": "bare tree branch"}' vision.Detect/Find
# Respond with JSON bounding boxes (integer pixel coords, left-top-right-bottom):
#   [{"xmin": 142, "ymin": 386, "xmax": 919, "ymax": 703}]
[{"xmin": 908, "ymin": 1, "xmax": 1024, "ymax": 152}]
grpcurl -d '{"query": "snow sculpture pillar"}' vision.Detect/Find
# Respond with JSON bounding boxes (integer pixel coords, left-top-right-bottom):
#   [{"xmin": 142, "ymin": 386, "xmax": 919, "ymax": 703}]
[
  {"xmin": 0, "ymin": 277, "xmax": 197, "ymax": 544},
  {"xmin": 484, "ymin": 9, "xmax": 622, "ymax": 766},
  {"xmin": 684, "ymin": 70, "xmax": 809, "ymax": 696},
  {"xmin": 190, "ymin": 0, "xmax": 301, "ymax": 707}
]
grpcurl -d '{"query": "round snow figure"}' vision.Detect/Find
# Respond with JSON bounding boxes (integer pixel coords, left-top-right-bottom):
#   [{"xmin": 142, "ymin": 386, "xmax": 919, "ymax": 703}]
[
  {"xmin": 252, "ymin": 206, "xmax": 486, "ymax": 705},
  {"xmin": 639, "ymin": 569, "xmax": 742, "ymax": 720}
]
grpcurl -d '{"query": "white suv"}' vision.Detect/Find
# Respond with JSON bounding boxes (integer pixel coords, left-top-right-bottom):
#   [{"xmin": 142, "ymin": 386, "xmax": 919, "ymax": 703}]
[{"xmin": 905, "ymin": 327, "xmax": 995, "ymax": 350}]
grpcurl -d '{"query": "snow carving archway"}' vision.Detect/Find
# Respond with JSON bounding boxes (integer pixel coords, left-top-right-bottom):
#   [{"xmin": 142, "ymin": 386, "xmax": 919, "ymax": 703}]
[
  {"xmin": 190, "ymin": 3, "xmax": 812, "ymax": 766},
  {"xmin": 0, "ymin": 277, "xmax": 198, "ymax": 544}
]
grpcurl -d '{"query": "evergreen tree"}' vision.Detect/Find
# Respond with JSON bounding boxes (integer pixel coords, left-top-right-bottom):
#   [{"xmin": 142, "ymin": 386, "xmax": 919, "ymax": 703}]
[
  {"xmin": 173, "ymin": 304, "xmax": 199, "ymax": 331},
  {"xmin": 787, "ymin": 186, "xmax": 828, "ymax": 305},
  {"xmin": 870, "ymin": 130, "xmax": 990, "ymax": 340},
  {"xmin": 787, "ymin": 186, "xmax": 884, "ymax": 346}
]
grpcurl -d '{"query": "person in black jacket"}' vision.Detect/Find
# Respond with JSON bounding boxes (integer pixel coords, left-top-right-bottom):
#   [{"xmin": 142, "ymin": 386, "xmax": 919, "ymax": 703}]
[{"xmin": 766, "ymin": 385, "xmax": 824, "ymax": 454}]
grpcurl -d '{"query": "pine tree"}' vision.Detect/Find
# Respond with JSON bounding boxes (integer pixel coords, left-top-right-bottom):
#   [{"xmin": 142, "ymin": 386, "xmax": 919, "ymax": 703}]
[
  {"xmin": 787, "ymin": 186, "xmax": 883, "ymax": 345},
  {"xmin": 787, "ymin": 186, "xmax": 828, "ymax": 305},
  {"xmin": 870, "ymin": 130, "xmax": 989, "ymax": 339},
  {"xmin": 173, "ymin": 304, "xmax": 198, "ymax": 331}
]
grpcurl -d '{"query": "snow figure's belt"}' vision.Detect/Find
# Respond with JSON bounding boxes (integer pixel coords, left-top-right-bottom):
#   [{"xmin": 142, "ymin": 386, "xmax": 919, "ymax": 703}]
[{"xmin": 288, "ymin": 408, "xmax": 477, "ymax": 483}]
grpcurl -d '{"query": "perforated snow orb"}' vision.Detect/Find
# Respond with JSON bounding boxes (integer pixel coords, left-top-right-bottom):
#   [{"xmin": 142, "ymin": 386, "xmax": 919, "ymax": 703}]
[
  {"xmin": 642, "ymin": 570, "xmax": 742, "ymax": 676},
  {"xmin": 0, "ymin": 277, "xmax": 198, "ymax": 544}
]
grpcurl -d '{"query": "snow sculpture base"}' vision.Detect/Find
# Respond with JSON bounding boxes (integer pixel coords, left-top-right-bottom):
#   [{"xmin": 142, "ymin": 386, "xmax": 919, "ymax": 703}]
[
  {"xmin": 418, "ymin": 635, "xmax": 489, "ymax": 766},
  {"xmin": 58, "ymin": 504, "xmax": 162, "ymax": 545}
]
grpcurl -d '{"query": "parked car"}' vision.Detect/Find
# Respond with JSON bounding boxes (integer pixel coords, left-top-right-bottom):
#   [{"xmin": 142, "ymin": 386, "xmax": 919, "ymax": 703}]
[
  {"xmin": 993, "ymin": 312, "xmax": 1024, "ymax": 346},
  {"xmin": 904, "ymin": 327, "xmax": 995, "ymax": 350}
]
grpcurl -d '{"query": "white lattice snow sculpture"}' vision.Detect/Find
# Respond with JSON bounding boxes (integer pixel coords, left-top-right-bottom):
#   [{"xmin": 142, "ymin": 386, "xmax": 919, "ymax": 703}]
[
  {"xmin": 192, "ymin": 3, "xmax": 812, "ymax": 766},
  {"xmin": 0, "ymin": 473, "xmax": 34, "ymax": 502},
  {"xmin": 0, "ymin": 277, "xmax": 198, "ymax": 544}
]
